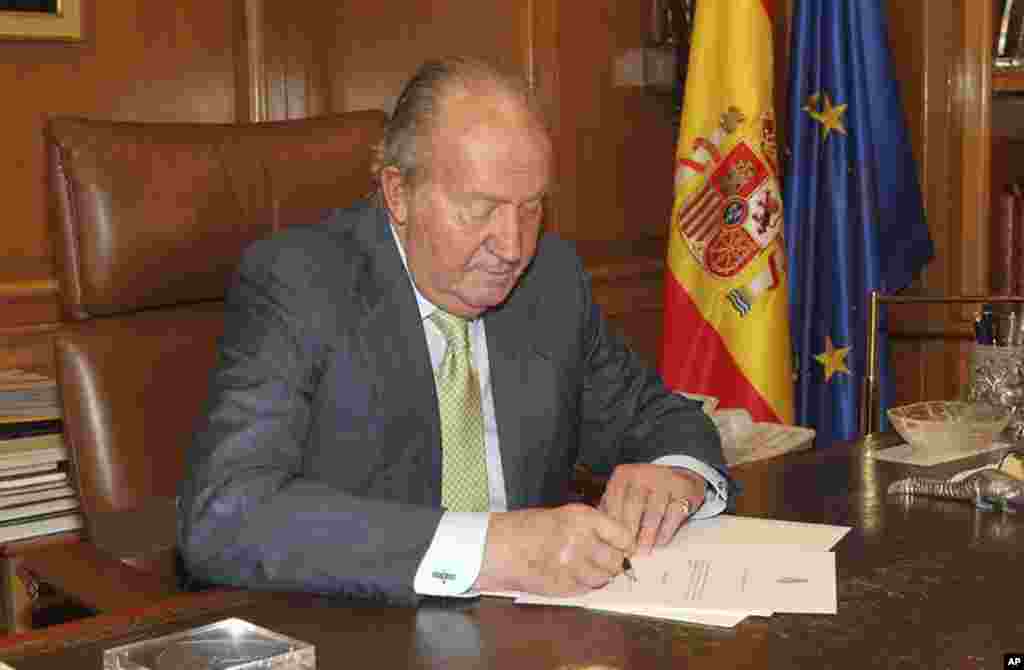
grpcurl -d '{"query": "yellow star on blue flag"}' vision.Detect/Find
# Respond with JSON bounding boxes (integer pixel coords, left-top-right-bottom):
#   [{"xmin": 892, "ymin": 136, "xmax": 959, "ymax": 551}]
[
  {"xmin": 814, "ymin": 336, "xmax": 851, "ymax": 382},
  {"xmin": 803, "ymin": 92, "xmax": 848, "ymax": 140},
  {"xmin": 785, "ymin": 0, "xmax": 934, "ymax": 443}
]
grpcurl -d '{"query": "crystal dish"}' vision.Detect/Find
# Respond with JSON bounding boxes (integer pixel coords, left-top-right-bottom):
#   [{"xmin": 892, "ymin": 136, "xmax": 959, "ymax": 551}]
[{"xmin": 887, "ymin": 401, "xmax": 1010, "ymax": 456}]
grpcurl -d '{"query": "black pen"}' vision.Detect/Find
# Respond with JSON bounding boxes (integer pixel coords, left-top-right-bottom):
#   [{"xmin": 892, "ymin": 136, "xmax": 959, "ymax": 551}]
[
  {"xmin": 622, "ymin": 556, "xmax": 637, "ymax": 582},
  {"xmin": 978, "ymin": 304, "xmax": 995, "ymax": 345}
]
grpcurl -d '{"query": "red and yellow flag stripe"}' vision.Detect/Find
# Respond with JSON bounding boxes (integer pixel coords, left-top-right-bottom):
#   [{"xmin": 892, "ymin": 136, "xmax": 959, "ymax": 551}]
[{"xmin": 660, "ymin": 0, "xmax": 793, "ymax": 424}]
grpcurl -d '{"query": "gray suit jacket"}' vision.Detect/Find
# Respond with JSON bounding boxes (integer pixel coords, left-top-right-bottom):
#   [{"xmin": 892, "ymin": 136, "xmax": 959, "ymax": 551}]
[{"xmin": 177, "ymin": 199, "xmax": 726, "ymax": 604}]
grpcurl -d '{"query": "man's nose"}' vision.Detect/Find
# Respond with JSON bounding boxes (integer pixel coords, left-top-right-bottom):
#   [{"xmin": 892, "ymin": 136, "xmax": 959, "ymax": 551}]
[{"xmin": 487, "ymin": 205, "xmax": 522, "ymax": 263}]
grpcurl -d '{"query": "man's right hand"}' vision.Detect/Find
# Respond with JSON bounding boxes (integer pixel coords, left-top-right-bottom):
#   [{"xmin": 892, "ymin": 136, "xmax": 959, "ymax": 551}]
[{"xmin": 473, "ymin": 504, "xmax": 635, "ymax": 596}]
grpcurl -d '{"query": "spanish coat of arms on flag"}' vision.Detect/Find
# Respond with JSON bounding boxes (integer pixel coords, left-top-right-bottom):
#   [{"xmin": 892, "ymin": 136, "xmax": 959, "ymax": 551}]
[{"xmin": 660, "ymin": 0, "xmax": 793, "ymax": 425}]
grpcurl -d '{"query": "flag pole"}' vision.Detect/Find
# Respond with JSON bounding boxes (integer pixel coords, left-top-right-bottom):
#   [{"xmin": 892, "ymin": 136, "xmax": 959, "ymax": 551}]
[{"xmin": 863, "ymin": 290, "xmax": 881, "ymax": 436}]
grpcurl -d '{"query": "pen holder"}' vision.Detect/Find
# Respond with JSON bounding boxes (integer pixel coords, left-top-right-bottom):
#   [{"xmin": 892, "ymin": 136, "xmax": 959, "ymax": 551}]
[
  {"xmin": 965, "ymin": 343, "xmax": 1024, "ymax": 442},
  {"xmin": 974, "ymin": 304, "xmax": 1024, "ymax": 346}
]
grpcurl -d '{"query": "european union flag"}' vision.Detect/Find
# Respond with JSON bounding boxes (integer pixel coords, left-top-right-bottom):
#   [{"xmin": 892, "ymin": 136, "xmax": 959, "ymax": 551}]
[{"xmin": 784, "ymin": 0, "xmax": 934, "ymax": 443}]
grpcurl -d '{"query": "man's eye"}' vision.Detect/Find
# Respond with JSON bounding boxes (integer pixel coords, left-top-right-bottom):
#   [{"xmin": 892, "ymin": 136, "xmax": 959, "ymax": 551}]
[
  {"xmin": 467, "ymin": 203, "xmax": 496, "ymax": 221},
  {"xmin": 520, "ymin": 200, "xmax": 543, "ymax": 218}
]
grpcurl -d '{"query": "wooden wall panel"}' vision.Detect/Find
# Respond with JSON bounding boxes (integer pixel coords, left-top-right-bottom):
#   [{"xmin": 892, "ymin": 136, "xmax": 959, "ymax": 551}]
[
  {"xmin": 242, "ymin": 0, "xmax": 334, "ymax": 122},
  {"xmin": 0, "ymin": 332, "xmax": 57, "ymax": 376},
  {"xmin": 990, "ymin": 96, "xmax": 1024, "ymax": 207},
  {"xmin": 956, "ymin": 0, "xmax": 994, "ymax": 304},
  {"xmin": 0, "ymin": 0, "xmax": 239, "ymax": 263},
  {"xmin": 882, "ymin": 1, "xmax": 973, "ymax": 408},
  {"xmin": 317, "ymin": 1, "xmax": 676, "ymax": 246},
  {"xmin": 890, "ymin": 337, "xmax": 968, "ymax": 407},
  {"xmin": 890, "ymin": 340, "xmax": 925, "ymax": 406},
  {"xmin": 324, "ymin": 2, "xmax": 531, "ymax": 117},
  {"xmin": 553, "ymin": 2, "xmax": 676, "ymax": 243}
]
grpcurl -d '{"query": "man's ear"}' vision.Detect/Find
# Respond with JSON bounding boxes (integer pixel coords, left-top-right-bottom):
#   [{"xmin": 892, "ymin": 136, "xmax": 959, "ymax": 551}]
[{"xmin": 379, "ymin": 166, "xmax": 409, "ymax": 225}]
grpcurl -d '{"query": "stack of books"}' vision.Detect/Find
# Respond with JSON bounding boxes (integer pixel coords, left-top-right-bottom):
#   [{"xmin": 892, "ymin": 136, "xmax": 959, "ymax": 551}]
[
  {"xmin": 0, "ymin": 370, "xmax": 81, "ymax": 543},
  {"xmin": 0, "ymin": 369, "xmax": 61, "ymax": 423},
  {"xmin": 992, "ymin": 182, "xmax": 1024, "ymax": 296},
  {"xmin": 996, "ymin": 0, "xmax": 1024, "ymax": 69}
]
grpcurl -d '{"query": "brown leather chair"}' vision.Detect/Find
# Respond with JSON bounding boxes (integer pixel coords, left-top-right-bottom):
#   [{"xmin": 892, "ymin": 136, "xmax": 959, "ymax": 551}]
[{"xmin": 15, "ymin": 112, "xmax": 386, "ymax": 619}]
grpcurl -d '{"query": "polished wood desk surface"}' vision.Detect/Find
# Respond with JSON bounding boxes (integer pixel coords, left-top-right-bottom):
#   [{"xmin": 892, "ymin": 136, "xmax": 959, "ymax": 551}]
[{"xmin": 1, "ymin": 436, "xmax": 1021, "ymax": 669}]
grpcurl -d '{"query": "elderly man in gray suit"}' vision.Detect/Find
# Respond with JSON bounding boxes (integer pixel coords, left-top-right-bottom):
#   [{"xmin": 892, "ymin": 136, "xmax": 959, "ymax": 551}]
[{"xmin": 178, "ymin": 57, "xmax": 732, "ymax": 605}]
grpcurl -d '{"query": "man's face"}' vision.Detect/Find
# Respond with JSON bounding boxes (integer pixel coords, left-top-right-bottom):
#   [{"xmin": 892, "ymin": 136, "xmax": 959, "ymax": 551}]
[{"xmin": 384, "ymin": 91, "xmax": 553, "ymax": 319}]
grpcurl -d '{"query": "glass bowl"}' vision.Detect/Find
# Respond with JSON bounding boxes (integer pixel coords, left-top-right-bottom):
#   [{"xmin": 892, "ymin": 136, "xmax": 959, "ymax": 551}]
[{"xmin": 887, "ymin": 401, "xmax": 1011, "ymax": 455}]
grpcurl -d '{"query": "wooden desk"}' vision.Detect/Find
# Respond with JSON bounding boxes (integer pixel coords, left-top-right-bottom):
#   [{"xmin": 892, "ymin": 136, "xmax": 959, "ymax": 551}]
[{"xmin": 1, "ymin": 436, "xmax": 1021, "ymax": 669}]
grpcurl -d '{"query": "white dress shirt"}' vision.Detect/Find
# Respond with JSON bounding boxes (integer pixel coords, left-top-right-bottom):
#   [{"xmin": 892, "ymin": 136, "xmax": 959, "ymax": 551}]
[{"xmin": 389, "ymin": 227, "xmax": 728, "ymax": 597}]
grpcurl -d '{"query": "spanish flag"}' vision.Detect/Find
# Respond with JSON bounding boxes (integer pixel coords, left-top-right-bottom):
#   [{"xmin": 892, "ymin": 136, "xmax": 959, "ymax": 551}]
[{"xmin": 660, "ymin": 0, "xmax": 793, "ymax": 424}]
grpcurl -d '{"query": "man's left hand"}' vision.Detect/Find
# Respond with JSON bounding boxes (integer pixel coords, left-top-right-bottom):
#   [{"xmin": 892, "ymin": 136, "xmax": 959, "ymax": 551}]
[{"xmin": 598, "ymin": 464, "xmax": 705, "ymax": 555}]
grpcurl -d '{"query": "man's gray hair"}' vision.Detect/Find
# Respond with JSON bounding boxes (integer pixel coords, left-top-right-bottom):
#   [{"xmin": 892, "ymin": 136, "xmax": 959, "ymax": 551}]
[{"xmin": 375, "ymin": 56, "xmax": 543, "ymax": 187}]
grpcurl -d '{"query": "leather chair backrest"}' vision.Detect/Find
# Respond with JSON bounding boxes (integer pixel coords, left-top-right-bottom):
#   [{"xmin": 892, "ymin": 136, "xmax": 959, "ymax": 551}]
[
  {"xmin": 48, "ymin": 113, "xmax": 386, "ymax": 321},
  {"xmin": 54, "ymin": 304, "xmax": 225, "ymax": 515},
  {"xmin": 46, "ymin": 113, "xmax": 387, "ymax": 541}
]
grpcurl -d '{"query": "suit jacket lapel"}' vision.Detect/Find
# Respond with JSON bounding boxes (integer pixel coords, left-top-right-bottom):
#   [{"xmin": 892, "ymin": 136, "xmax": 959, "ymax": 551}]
[
  {"xmin": 345, "ymin": 203, "xmax": 555, "ymax": 510},
  {"xmin": 350, "ymin": 204, "xmax": 443, "ymax": 505},
  {"xmin": 484, "ymin": 271, "xmax": 552, "ymax": 510}
]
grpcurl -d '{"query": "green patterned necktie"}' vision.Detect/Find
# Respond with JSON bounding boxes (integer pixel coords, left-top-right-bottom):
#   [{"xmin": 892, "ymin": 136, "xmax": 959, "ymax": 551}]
[{"xmin": 430, "ymin": 310, "xmax": 489, "ymax": 512}]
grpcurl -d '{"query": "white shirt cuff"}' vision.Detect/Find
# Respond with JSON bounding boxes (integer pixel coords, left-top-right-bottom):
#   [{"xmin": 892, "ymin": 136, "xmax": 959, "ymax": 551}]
[
  {"xmin": 651, "ymin": 454, "xmax": 728, "ymax": 519},
  {"xmin": 413, "ymin": 512, "xmax": 489, "ymax": 597}
]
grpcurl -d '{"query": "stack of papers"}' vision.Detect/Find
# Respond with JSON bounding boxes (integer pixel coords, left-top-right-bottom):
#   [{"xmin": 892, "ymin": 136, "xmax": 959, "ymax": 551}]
[
  {"xmin": 678, "ymin": 393, "xmax": 816, "ymax": 465},
  {"xmin": 487, "ymin": 515, "xmax": 850, "ymax": 628},
  {"xmin": 710, "ymin": 408, "xmax": 816, "ymax": 465}
]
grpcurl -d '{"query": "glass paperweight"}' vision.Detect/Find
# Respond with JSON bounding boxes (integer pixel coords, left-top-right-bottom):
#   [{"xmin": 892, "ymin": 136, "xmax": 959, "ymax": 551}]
[{"xmin": 102, "ymin": 618, "xmax": 315, "ymax": 670}]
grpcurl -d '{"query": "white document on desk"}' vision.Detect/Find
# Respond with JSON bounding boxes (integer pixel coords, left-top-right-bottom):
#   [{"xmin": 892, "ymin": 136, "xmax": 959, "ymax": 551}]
[
  {"xmin": 509, "ymin": 515, "xmax": 848, "ymax": 623},
  {"xmin": 676, "ymin": 514, "xmax": 850, "ymax": 550},
  {"xmin": 584, "ymin": 603, "xmax": 751, "ymax": 627},
  {"xmin": 491, "ymin": 591, "xmax": 762, "ymax": 627},
  {"xmin": 518, "ymin": 547, "xmax": 836, "ymax": 615},
  {"xmin": 606, "ymin": 546, "xmax": 833, "ymax": 613},
  {"xmin": 510, "ymin": 594, "xmax": 763, "ymax": 627}
]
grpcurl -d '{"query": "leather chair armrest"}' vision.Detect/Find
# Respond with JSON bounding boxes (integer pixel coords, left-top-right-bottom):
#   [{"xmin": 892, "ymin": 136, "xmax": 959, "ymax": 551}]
[{"xmin": 15, "ymin": 541, "xmax": 179, "ymax": 614}]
